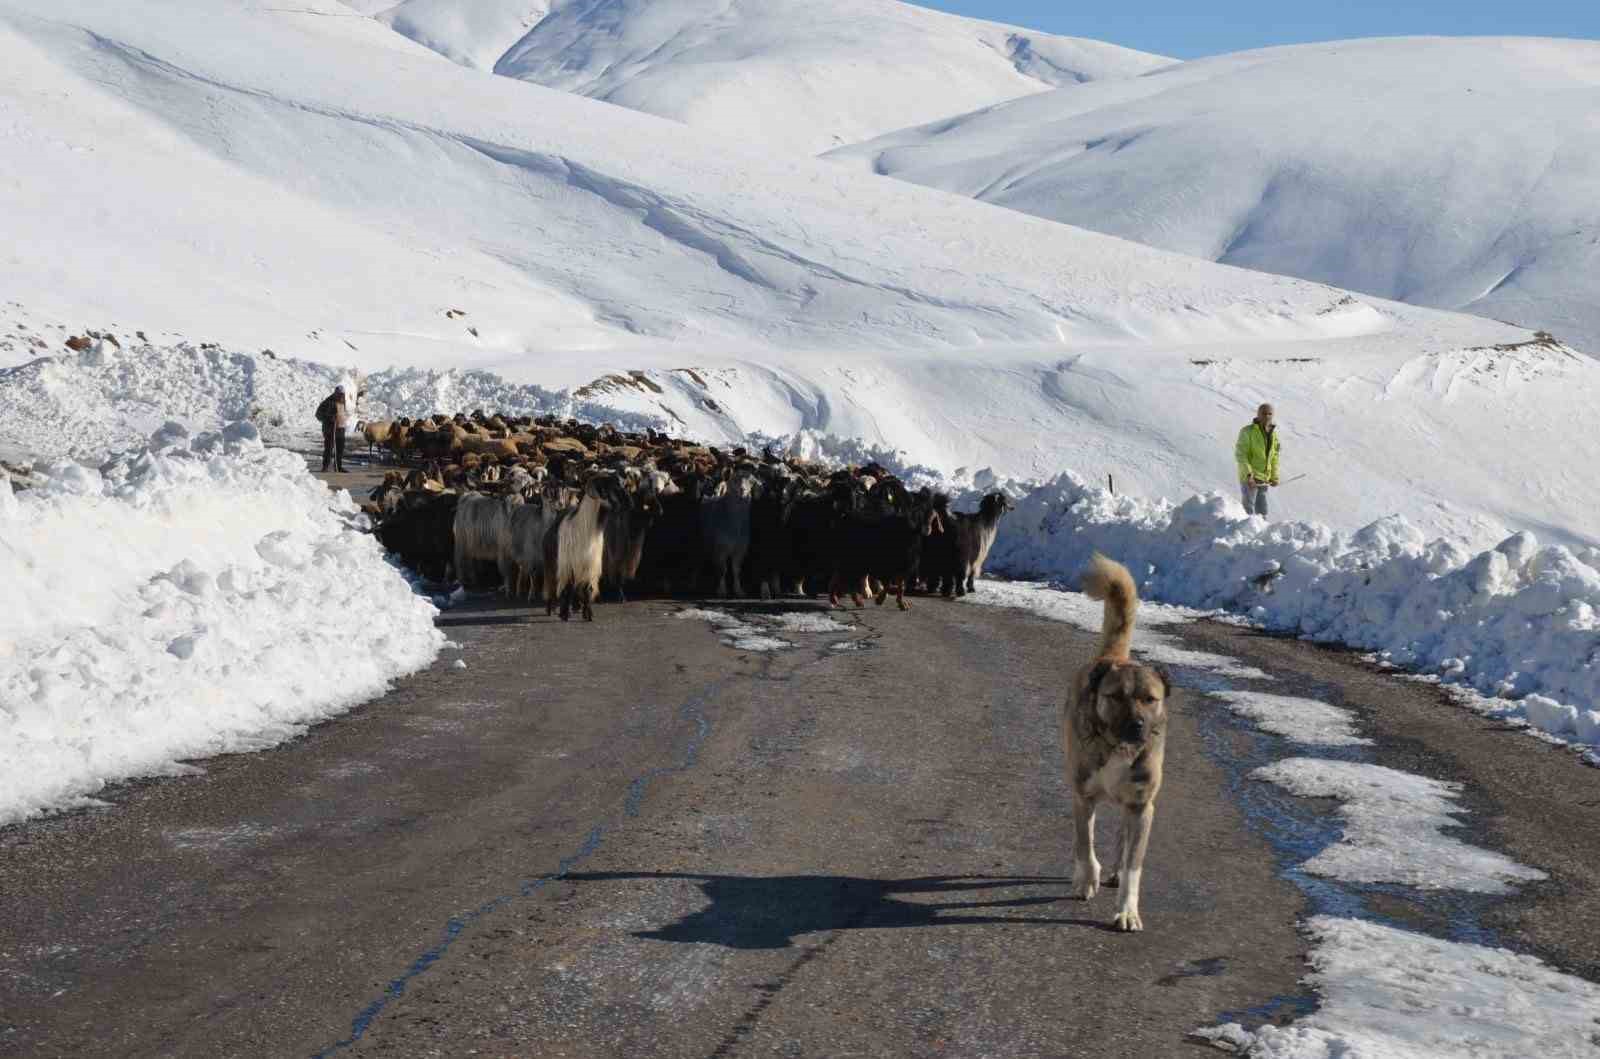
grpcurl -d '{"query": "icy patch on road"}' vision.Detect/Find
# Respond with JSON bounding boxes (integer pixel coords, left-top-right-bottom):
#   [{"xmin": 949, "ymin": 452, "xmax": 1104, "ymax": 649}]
[
  {"xmin": 769, "ymin": 612, "xmax": 853, "ymax": 634},
  {"xmin": 674, "ymin": 608, "xmax": 794, "ymax": 652},
  {"xmin": 1212, "ymin": 691, "xmax": 1372, "ymax": 748},
  {"xmin": 1196, "ymin": 916, "xmax": 1600, "ymax": 1058},
  {"xmin": 1253, "ymin": 759, "xmax": 1546, "ymax": 894},
  {"xmin": 675, "ymin": 607, "xmax": 858, "ymax": 652},
  {"xmin": 0, "ymin": 422, "xmax": 443, "ymax": 824}
]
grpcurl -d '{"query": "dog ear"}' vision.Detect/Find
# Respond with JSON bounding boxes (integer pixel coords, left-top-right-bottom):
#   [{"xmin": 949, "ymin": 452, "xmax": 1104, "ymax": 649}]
[{"xmin": 1086, "ymin": 660, "xmax": 1115, "ymax": 696}]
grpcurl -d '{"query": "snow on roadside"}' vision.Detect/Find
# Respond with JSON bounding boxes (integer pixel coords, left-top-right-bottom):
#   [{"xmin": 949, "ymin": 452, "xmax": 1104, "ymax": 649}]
[
  {"xmin": 1211, "ymin": 692, "xmax": 1372, "ymax": 748},
  {"xmin": 1196, "ymin": 916, "xmax": 1600, "ymax": 1058},
  {"xmin": 973, "ymin": 579, "xmax": 1591, "ymax": 1056},
  {"xmin": 0, "ymin": 422, "xmax": 444, "ymax": 824},
  {"xmin": 983, "ymin": 471, "xmax": 1600, "ymax": 756},
  {"xmin": 1253, "ymin": 759, "xmax": 1546, "ymax": 894},
  {"xmin": 0, "ymin": 337, "xmax": 670, "ymax": 463}
]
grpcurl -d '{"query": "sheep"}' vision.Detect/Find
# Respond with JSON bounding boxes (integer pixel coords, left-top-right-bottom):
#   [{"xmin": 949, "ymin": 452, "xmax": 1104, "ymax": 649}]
[
  {"xmin": 453, "ymin": 491, "xmax": 521, "ymax": 590},
  {"xmin": 543, "ymin": 478, "xmax": 613, "ymax": 622}
]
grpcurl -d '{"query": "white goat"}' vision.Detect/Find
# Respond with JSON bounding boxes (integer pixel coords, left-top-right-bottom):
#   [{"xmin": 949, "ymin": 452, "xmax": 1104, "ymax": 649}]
[
  {"xmin": 544, "ymin": 482, "xmax": 612, "ymax": 622},
  {"xmin": 453, "ymin": 492, "xmax": 521, "ymax": 590},
  {"xmin": 955, "ymin": 492, "xmax": 1014, "ymax": 594},
  {"xmin": 501, "ymin": 488, "xmax": 560, "ymax": 600}
]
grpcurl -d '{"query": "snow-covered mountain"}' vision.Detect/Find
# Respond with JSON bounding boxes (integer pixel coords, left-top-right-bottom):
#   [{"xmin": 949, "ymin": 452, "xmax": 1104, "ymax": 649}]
[
  {"xmin": 829, "ymin": 37, "xmax": 1600, "ymax": 352},
  {"xmin": 372, "ymin": 0, "xmax": 1172, "ymax": 154},
  {"xmin": 3, "ymin": 0, "xmax": 1599, "ymax": 549}
]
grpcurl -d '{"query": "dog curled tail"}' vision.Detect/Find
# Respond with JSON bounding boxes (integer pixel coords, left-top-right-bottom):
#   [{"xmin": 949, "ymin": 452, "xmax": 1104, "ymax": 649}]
[{"xmin": 1082, "ymin": 553, "xmax": 1138, "ymax": 662}]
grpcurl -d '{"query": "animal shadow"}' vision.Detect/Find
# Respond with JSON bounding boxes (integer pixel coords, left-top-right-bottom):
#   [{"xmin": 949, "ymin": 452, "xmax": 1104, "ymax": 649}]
[{"xmin": 563, "ymin": 872, "xmax": 1116, "ymax": 949}]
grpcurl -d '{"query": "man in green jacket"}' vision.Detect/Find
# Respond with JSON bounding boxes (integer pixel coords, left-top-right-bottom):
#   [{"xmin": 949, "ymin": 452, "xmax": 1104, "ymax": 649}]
[{"xmin": 1235, "ymin": 403, "xmax": 1280, "ymax": 517}]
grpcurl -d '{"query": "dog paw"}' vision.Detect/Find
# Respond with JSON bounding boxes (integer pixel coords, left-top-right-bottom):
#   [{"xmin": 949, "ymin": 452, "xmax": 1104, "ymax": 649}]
[
  {"xmin": 1111, "ymin": 909, "xmax": 1143, "ymax": 932},
  {"xmin": 1071, "ymin": 868, "xmax": 1099, "ymax": 901}
]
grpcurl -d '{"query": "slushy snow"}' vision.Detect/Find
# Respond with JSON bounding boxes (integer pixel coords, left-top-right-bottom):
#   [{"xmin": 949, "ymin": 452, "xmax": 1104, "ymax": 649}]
[{"xmin": 0, "ymin": 423, "xmax": 443, "ymax": 824}]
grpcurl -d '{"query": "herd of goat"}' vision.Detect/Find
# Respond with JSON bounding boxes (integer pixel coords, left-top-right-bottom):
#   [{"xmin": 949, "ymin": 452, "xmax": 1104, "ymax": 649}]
[{"xmin": 358, "ymin": 412, "xmax": 1013, "ymax": 621}]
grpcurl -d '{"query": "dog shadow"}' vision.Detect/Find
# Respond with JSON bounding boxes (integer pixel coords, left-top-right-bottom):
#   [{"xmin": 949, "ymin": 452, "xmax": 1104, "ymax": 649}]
[{"xmin": 562, "ymin": 872, "xmax": 1119, "ymax": 949}]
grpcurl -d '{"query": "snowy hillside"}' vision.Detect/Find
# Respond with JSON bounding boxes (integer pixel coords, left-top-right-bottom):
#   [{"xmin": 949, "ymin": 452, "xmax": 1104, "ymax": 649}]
[
  {"xmin": 831, "ymin": 37, "xmax": 1600, "ymax": 353},
  {"xmin": 373, "ymin": 0, "xmax": 1172, "ymax": 154},
  {"xmin": 3, "ymin": 0, "xmax": 1600, "ymax": 549}
]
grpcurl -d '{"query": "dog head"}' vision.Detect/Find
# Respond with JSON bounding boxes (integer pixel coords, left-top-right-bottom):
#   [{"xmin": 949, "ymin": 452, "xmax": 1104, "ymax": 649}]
[{"xmin": 1085, "ymin": 660, "xmax": 1172, "ymax": 747}]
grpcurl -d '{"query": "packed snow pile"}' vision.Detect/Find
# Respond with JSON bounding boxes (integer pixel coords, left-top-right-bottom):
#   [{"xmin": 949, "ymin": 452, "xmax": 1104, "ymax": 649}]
[
  {"xmin": 378, "ymin": 0, "xmax": 1171, "ymax": 154},
  {"xmin": 983, "ymin": 470, "xmax": 1600, "ymax": 753},
  {"xmin": 0, "ymin": 422, "xmax": 444, "ymax": 824},
  {"xmin": 0, "ymin": 334, "xmax": 676, "ymax": 461},
  {"xmin": 0, "ymin": 336, "xmax": 357, "ymax": 458},
  {"xmin": 831, "ymin": 36, "xmax": 1600, "ymax": 352}
]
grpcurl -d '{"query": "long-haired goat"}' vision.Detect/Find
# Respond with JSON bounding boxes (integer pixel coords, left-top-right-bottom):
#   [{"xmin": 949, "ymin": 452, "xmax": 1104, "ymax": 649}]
[
  {"xmin": 955, "ymin": 491, "xmax": 1014, "ymax": 594},
  {"xmin": 502, "ymin": 484, "xmax": 562, "ymax": 601},
  {"xmin": 543, "ymin": 477, "xmax": 615, "ymax": 622},
  {"xmin": 453, "ymin": 492, "xmax": 521, "ymax": 590}
]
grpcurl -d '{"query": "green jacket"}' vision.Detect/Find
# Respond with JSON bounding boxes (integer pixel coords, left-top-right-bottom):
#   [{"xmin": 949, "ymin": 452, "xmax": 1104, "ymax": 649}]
[{"xmin": 1235, "ymin": 422, "xmax": 1281, "ymax": 483}]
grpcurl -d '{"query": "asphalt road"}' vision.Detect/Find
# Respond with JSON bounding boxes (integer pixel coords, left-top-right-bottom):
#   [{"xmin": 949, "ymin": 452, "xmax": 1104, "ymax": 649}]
[
  {"xmin": 3, "ymin": 461, "xmax": 1596, "ymax": 1057},
  {"xmin": 2, "ymin": 586, "xmax": 1312, "ymax": 1058}
]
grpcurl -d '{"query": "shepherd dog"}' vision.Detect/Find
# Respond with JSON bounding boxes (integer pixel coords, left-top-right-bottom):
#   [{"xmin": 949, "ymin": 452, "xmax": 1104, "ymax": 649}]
[{"xmin": 1063, "ymin": 554, "xmax": 1172, "ymax": 932}]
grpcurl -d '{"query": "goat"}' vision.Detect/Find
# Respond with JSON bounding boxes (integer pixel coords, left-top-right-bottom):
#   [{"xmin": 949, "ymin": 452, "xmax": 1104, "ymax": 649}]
[
  {"xmin": 921, "ymin": 493, "xmax": 963, "ymax": 597},
  {"xmin": 502, "ymin": 485, "xmax": 561, "ymax": 601},
  {"xmin": 544, "ymin": 478, "xmax": 613, "ymax": 622},
  {"xmin": 700, "ymin": 467, "xmax": 762, "ymax": 597},
  {"xmin": 637, "ymin": 480, "xmax": 704, "ymax": 596},
  {"xmin": 453, "ymin": 492, "xmax": 521, "ymax": 591},
  {"xmin": 829, "ymin": 482, "xmax": 943, "ymax": 611},
  {"xmin": 596, "ymin": 474, "xmax": 652, "ymax": 602},
  {"xmin": 955, "ymin": 492, "xmax": 1014, "ymax": 594},
  {"xmin": 375, "ymin": 492, "xmax": 459, "ymax": 581}
]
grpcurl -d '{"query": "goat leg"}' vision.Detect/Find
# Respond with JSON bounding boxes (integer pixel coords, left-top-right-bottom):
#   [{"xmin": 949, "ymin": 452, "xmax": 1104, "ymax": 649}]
[{"xmin": 896, "ymin": 579, "xmax": 909, "ymax": 612}]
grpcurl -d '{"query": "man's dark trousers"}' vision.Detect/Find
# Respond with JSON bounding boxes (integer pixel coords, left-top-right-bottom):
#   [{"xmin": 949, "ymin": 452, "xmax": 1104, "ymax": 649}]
[{"xmin": 322, "ymin": 427, "xmax": 345, "ymax": 472}]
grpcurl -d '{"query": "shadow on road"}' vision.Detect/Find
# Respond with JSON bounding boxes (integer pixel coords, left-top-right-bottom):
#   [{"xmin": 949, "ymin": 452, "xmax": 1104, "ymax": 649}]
[
  {"xmin": 435, "ymin": 613, "xmax": 542, "ymax": 628},
  {"xmin": 564, "ymin": 872, "xmax": 1115, "ymax": 949}
]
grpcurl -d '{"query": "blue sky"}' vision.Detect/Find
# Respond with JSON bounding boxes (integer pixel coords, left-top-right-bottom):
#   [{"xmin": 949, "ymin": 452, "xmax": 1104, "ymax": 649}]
[{"xmin": 912, "ymin": 0, "xmax": 1599, "ymax": 59}]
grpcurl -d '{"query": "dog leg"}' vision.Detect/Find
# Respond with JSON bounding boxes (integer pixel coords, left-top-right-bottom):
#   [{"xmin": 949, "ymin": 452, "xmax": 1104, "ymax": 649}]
[
  {"xmin": 1111, "ymin": 802, "xmax": 1155, "ymax": 932},
  {"xmin": 1070, "ymin": 796, "xmax": 1100, "ymax": 900}
]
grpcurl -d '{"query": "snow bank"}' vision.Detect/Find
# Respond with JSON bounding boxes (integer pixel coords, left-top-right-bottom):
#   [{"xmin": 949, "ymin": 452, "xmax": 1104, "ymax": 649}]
[
  {"xmin": 0, "ymin": 338, "xmax": 670, "ymax": 461},
  {"xmin": 0, "ymin": 423, "xmax": 443, "ymax": 824},
  {"xmin": 986, "ymin": 471, "xmax": 1600, "ymax": 753},
  {"xmin": 1197, "ymin": 916, "xmax": 1600, "ymax": 1058}
]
